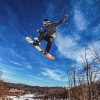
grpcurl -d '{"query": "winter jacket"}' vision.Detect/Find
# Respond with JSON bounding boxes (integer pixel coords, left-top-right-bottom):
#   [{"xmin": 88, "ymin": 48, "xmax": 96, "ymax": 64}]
[{"xmin": 39, "ymin": 16, "xmax": 67, "ymax": 38}]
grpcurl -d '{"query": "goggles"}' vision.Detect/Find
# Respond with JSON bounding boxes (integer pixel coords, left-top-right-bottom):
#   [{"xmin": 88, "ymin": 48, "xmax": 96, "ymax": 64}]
[{"xmin": 43, "ymin": 21, "xmax": 50, "ymax": 25}]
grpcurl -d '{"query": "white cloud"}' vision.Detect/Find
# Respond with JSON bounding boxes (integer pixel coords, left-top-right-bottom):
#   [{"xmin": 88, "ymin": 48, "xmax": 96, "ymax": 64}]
[
  {"xmin": 9, "ymin": 48, "xmax": 26, "ymax": 61},
  {"xmin": 93, "ymin": 24, "xmax": 100, "ymax": 32},
  {"xmin": 41, "ymin": 68, "xmax": 67, "ymax": 81},
  {"xmin": 10, "ymin": 61, "xmax": 21, "ymax": 66},
  {"xmin": 42, "ymin": 69, "xmax": 61, "ymax": 81},
  {"xmin": 74, "ymin": 9, "xmax": 87, "ymax": 31},
  {"xmin": 92, "ymin": 71, "xmax": 100, "ymax": 81},
  {"xmin": 11, "ymin": 62, "xmax": 33, "ymax": 70},
  {"xmin": 55, "ymin": 32, "xmax": 80, "ymax": 61},
  {"xmin": 27, "ymin": 65, "xmax": 32, "ymax": 69},
  {"xmin": 55, "ymin": 32, "xmax": 100, "ymax": 63},
  {"xmin": 19, "ymin": 62, "xmax": 33, "ymax": 70},
  {"xmin": 1, "ymin": 68, "xmax": 13, "ymax": 75},
  {"xmin": 78, "ymin": 41, "xmax": 100, "ymax": 63},
  {"xmin": 0, "ymin": 65, "xmax": 16, "ymax": 81}
]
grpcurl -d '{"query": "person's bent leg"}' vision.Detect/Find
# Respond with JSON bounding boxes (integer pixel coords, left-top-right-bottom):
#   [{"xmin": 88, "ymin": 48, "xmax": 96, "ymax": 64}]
[
  {"xmin": 38, "ymin": 34, "xmax": 45, "ymax": 41},
  {"xmin": 45, "ymin": 37, "xmax": 54, "ymax": 53},
  {"xmin": 34, "ymin": 34, "xmax": 45, "ymax": 46}
]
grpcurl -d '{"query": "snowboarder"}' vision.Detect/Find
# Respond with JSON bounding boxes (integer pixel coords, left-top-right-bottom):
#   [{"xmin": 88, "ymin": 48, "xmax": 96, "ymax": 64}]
[{"xmin": 33, "ymin": 14, "xmax": 68, "ymax": 54}]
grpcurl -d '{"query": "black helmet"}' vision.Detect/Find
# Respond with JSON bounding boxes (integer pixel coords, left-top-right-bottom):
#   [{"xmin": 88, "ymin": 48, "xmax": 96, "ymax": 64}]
[{"xmin": 44, "ymin": 19, "xmax": 49, "ymax": 22}]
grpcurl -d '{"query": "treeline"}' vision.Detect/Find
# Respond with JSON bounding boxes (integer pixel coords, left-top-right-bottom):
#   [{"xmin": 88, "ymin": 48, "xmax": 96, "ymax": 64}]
[
  {"xmin": 67, "ymin": 80, "xmax": 100, "ymax": 100},
  {"xmin": 0, "ymin": 81, "xmax": 68, "ymax": 99},
  {"xmin": 67, "ymin": 43, "xmax": 100, "ymax": 100},
  {"xmin": 0, "ymin": 81, "xmax": 100, "ymax": 100}
]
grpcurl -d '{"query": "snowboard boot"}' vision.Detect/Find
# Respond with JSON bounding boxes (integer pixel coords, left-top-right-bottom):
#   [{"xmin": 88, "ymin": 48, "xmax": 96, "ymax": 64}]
[
  {"xmin": 43, "ymin": 51, "xmax": 48, "ymax": 55},
  {"xmin": 33, "ymin": 37, "xmax": 41, "ymax": 46}
]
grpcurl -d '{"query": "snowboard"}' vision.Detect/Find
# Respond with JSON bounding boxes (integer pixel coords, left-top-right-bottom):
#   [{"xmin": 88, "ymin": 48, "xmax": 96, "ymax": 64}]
[{"xmin": 26, "ymin": 37, "xmax": 55, "ymax": 60}]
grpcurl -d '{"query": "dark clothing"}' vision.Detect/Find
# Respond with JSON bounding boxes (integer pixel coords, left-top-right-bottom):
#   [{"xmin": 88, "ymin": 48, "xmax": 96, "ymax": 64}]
[
  {"xmin": 39, "ymin": 16, "xmax": 67, "ymax": 38},
  {"xmin": 38, "ymin": 34, "xmax": 54, "ymax": 52},
  {"xmin": 45, "ymin": 36, "xmax": 54, "ymax": 53},
  {"xmin": 38, "ymin": 16, "xmax": 67, "ymax": 53}
]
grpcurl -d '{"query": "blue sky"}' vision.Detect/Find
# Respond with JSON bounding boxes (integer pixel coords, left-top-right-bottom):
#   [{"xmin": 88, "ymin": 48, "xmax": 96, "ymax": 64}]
[{"xmin": 0, "ymin": 0, "xmax": 100, "ymax": 87}]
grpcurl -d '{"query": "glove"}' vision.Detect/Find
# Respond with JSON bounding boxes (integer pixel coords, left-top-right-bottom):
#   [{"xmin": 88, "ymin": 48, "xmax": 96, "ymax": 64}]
[{"xmin": 37, "ymin": 29, "xmax": 40, "ymax": 33}]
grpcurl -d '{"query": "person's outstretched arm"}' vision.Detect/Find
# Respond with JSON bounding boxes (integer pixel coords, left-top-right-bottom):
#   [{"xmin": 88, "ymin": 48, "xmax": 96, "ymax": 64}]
[{"xmin": 54, "ymin": 14, "xmax": 68, "ymax": 27}]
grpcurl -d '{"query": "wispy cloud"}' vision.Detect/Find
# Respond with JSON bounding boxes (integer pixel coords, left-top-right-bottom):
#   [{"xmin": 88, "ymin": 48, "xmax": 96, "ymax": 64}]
[
  {"xmin": 1, "ymin": 68, "xmax": 13, "ymax": 74},
  {"xmin": 74, "ymin": 9, "xmax": 87, "ymax": 31},
  {"xmin": 41, "ymin": 68, "xmax": 67, "ymax": 81},
  {"xmin": 77, "ymin": 40, "xmax": 100, "ymax": 63},
  {"xmin": 28, "ymin": 74, "xmax": 43, "ymax": 81},
  {"xmin": 55, "ymin": 32, "xmax": 79, "ymax": 61},
  {"xmin": 9, "ymin": 60, "xmax": 33, "ymax": 70},
  {"xmin": 0, "ymin": 64, "xmax": 16, "ymax": 81},
  {"xmin": 55, "ymin": 32, "xmax": 100, "ymax": 63},
  {"xmin": 25, "ymin": 64, "xmax": 33, "ymax": 70},
  {"xmin": 92, "ymin": 24, "xmax": 100, "ymax": 38},
  {"xmin": 10, "ymin": 61, "xmax": 22, "ymax": 66}
]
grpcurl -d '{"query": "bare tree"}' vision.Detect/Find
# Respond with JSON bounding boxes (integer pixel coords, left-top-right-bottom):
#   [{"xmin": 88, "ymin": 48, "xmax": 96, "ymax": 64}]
[
  {"xmin": 80, "ymin": 43, "xmax": 100, "ymax": 100},
  {"xmin": 67, "ymin": 43, "xmax": 100, "ymax": 100},
  {"xmin": 89, "ymin": 43, "xmax": 100, "ymax": 62}
]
